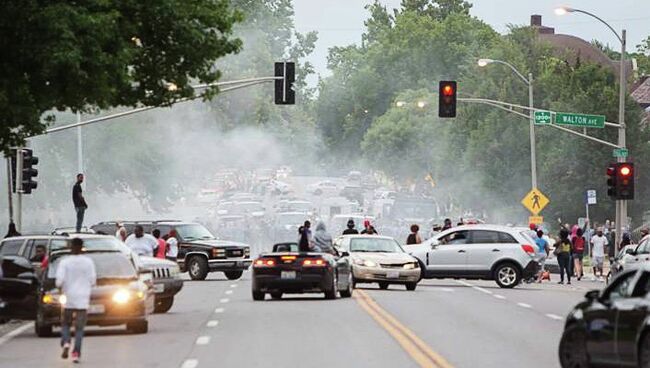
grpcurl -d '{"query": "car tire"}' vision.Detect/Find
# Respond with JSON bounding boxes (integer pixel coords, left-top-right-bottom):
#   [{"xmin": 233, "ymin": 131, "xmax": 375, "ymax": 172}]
[
  {"xmin": 494, "ymin": 262, "xmax": 521, "ymax": 288},
  {"xmin": 639, "ymin": 331, "xmax": 650, "ymax": 367},
  {"xmin": 270, "ymin": 292, "xmax": 283, "ymax": 300},
  {"xmin": 224, "ymin": 271, "xmax": 243, "ymax": 280},
  {"xmin": 154, "ymin": 296, "xmax": 174, "ymax": 313},
  {"xmin": 325, "ymin": 274, "xmax": 338, "ymax": 300},
  {"xmin": 188, "ymin": 256, "xmax": 209, "ymax": 281},
  {"xmin": 417, "ymin": 259, "xmax": 426, "ymax": 281},
  {"xmin": 340, "ymin": 272, "xmax": 353, "ymax": 298},
  {"xmin": 558, "ymin": 325, "xmax": 589, "ymax": 368},
  {"xmin": 127, "ymin": 320, "xmax": 149, "ymax": 334},
  {"xmin": 405, "ymin": 282, "xmax": 417, "ymax": 291},
  {"xmin": 378, "ymin": 282, "xmax": 389, "ymax": 290},
  {"xmin": 252, "ymin": 290, "xmax": 265, "ymax": 301},
  {"xmin": 35, "ymin": 319, "xmax": 53, "ymax": 338}
]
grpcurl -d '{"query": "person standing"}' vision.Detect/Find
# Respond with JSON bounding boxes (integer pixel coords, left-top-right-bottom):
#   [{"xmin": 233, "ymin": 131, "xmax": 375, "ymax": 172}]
[
  {"xmin": 125, "ymin": 225, "xmax": 157, "ymax": 257},
  {"xmin": 72, "ymin": 174, "xmax": 88, "ymax": 233},
  {"xmin": 56, "ymin": 238, "xmax": 96, "ymax": 363},
  {"xmin": 166, "ymin": 230, "xmax": 179, "ymax": 262},
  {"xmin": 590, "ymin": 228, "xmax": 609, "ymax": 281},
  {"xmin": 535, "ymin": 229, "xmax": 549, "ymax": 283},
  {"xmin": 342, "ymin": 219, "xmax": 359, "ymax": 235},
  {"xmin": 406, "ymin": 224, "xmax": 422, "ymax": 245},
  {"xmin": 555, "ymin": 229, "xmax": 572, "ymax": 285},
  {"xmin": 115, "ymin": 222, "xmax": 127, "ymax": 242},
  {"xmin": 313, "ymin": 222, "xmax": 334, "ymax": 254},
  {"xmin": 152, "ymin": 229, "xmax": 167, "ymax": 259},
  {"xmin": 572, "ymin": 228, "xmax": 586, "ymax": 281},
  {"xmin": 441, "ymin": 218, "xmax": 453, "ymax": 231}
]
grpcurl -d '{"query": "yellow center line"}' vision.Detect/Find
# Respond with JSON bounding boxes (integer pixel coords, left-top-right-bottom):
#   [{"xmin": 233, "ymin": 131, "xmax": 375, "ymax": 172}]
[{"xmin": 354, "ymin": 289, "xmax": 454, "ymax": 368}]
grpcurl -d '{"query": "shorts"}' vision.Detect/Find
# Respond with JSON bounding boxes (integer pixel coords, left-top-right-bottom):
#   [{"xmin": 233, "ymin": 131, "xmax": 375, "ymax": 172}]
[
  {"xmin": 593, "ymin": 256, "xmax": 604, "ymax": 268},
  {"xmin": 573, "ymin": 253, "xmax": 584, "ymax": 261}
]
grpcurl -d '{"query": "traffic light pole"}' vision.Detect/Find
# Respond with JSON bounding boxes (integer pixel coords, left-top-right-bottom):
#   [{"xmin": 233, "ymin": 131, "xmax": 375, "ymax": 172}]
[
  {"xmin": 5, "ymin": 157, "xmax": 13, "ymax": 224},
  {"xmin": 15, "ymin": 148, "xmax": 23, "ymax": 231},
  {"xmin": 615, "ymin": 29, "xmax": 627, "ymax": 252},
  {"xmin": 528, "ymin": 73, "xmax": 537, "ymax": 190}
]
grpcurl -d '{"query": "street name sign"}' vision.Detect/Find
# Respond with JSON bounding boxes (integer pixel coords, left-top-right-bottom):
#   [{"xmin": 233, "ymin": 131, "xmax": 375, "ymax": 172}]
[
  {"xmin": 555, "ymin": 112, "xmax": 605, "ymax": 128},
  {"xmin": 528, "ymin": 216, "xmax": 543, "ymax": 225},
  {"xmin": 613, "ymin": 148, "xmax": 629, "ymax": 158},
  {"xmin": 521, "ymin": 188, "xmax": 549, "ymax": 215},
  {"xmin": 534, "ymin": 111, "xmax": 552, "ymax": 125}
]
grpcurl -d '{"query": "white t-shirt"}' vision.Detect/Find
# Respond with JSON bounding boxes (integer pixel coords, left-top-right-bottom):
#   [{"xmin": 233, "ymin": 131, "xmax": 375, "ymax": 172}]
[
  {"xmin": 125, "ymin": 234, "xmax": 157, "ymax": 257},
  {"xmin": 166, "ymin": 237, "xmax": 178, "ymax": 258},
  {"xmin": 115, "ymin": 227, "xmax": 127, "ymax": 241},
  {"xmin": 591, "ymin": 235, "xmax": 609, "ymax": 257},
  {"xmin": 55, "ymin": 255, "xmax": 97, "ymax": 309}
]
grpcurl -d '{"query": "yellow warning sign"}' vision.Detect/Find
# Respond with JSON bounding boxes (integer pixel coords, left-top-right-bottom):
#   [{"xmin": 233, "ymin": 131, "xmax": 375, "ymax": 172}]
[
  {"xmin": 521, "ymin": 188, "xmax": 549, "ymax": 215},
  {"xmin": 528, "ymin": 216, "xmax": 544, "ymax": 225}
]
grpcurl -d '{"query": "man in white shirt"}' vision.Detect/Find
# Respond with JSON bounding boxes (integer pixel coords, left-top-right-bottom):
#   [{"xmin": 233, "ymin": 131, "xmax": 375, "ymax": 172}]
[
  {"xmin": 55, "ymin": 238, "xmax": 96, "ymax": 363},
  {"xmin": 125, "ymin": 225, "xmax": 157, "ymax": 257},
  {"xmin": 166, "ymin": 229, "xmax": 179, "ymax": 261},
  {"xmin": 590, "ymin": 228, "xmax": 609, "ymax": 280},
  {"xmin": 115, "ymin": 222, "xmax": 127, "ymax": 242}
]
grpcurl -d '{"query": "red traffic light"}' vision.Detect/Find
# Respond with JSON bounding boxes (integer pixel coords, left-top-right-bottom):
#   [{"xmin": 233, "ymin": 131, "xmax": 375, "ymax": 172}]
[
  {"xmin": 619, "ymin": 165, "xmax": 632, "ymax": 177},
  {"xmin": 442, "ymin": 84, "xmax": 454, "ymax": 96}
]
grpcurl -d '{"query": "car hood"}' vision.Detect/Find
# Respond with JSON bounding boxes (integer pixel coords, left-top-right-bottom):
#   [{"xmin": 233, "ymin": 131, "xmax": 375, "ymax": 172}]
[
  {"xmin": 185, "ymin": 239, "xmax": 249, "ymax": 248},
  {"xmin": 139, "ymin": 256, "xmax": 177, "ymax": 268},
  {"xmin": 350, "ymin": 252, "xmax": 415, "ymax": 264}
]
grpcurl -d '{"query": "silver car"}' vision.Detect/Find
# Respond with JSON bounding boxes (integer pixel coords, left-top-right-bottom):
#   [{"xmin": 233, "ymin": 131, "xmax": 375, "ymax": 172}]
[{"xmin": 403, "ymin": 225, "xmax": 539, "ymax": 288}]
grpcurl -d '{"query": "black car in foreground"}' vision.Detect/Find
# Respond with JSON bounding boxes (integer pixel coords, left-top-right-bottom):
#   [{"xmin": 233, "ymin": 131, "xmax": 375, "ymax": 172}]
[
  {"xmin": 559, "ymin": 266, "xmax": 650, "ymax": 367},
  {"xmin": 251, "ymin": 242, "xmax": 353, "ymax": 300}
]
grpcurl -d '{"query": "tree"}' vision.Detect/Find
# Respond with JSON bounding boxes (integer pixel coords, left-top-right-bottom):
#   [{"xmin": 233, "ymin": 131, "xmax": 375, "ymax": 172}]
[{"xmin": 0, "ymin": 0, "xmax": 243, "ymax": 152}]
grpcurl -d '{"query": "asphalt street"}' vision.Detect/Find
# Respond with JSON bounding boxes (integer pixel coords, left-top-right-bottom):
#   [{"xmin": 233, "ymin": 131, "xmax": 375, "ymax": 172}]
[{"xmin": 0, "ymin": 273, "xmax": 601, "ymax": 368}]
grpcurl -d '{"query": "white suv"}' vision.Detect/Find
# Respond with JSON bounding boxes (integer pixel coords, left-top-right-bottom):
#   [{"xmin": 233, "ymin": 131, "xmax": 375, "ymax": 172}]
[{"xmin": 404, "ymin": 225, "xmax": 539, "ymax": 288}]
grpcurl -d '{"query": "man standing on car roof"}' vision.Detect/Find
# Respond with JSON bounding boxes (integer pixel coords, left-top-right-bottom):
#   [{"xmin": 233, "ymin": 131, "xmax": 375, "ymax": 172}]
[
  {"xmin": 56, "ymin": 238, "xmax": 96, "ymax": 363},
  {"xmin": 342, "ymin": 219, "xmax": 359, "ymax": 235},
  {"xmin": 72, "ymin": 174, "xmax": 88, "ymax": 233}
]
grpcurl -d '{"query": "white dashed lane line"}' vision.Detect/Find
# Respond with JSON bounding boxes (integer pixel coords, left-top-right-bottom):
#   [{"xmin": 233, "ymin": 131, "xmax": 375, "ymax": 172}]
[
  {"xmin": 196, "ymin": 336, "xmax": 211, "ymax": 345},
  {"xmin": 517, "ymin": 302, "xmax": 533, "ymax": 309},
  {"xmin": 225, "ymin": 290, "xmax": 233, "ymax": 295},
  {"xmin": 230, "ymin": 284, "xmax": 238, "ymax": 288},
  {"xmin": 214, "ymin": 307, "xmax": 225, "ymax": 314},
  {"xmin": 546, "ymin": 313, "xmax": 564, "ymax": 321},
  {"xmin": 206, "ymin": 320, "xmax": 219, "ymax": 327},
  {"xmin": 220, "ymin": 298, "xmax": 230, "ymax": 303},
  {"xmin": 181, "ymin": 359, "xmax": 199, "ymax": 368},
  {"xmin": 493, "ymin": 294, "xmax": 506, "ymax": 300}
]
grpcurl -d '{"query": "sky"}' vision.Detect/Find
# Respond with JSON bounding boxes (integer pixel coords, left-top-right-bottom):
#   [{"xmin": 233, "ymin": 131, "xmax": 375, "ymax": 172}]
[{"xmin": 293, "ymin": 0, "xmax": 650, "ymax": 84}]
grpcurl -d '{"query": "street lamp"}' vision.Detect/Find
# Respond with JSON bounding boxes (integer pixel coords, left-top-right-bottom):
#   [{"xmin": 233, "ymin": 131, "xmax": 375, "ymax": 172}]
[
  {"xmin": 395, "ymin": 100, "xmax": 427, "ymax": 109},
  {"xmin": 555, "ymin": 5, "xmax": 628, "ymax": 250},
  {"xmin": 478, "ymin": 58, "xmax": 537, "ymax": 191}
]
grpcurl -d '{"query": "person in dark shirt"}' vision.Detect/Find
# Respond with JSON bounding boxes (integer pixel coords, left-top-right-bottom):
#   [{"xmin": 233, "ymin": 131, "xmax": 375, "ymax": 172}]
[
  {"xmin": 72, "ymin": 174, "xmax": 88, "ymax": 233},
  {"xmin": 342, "ymin": 219, "xmax": 359, "ymax": 235}
]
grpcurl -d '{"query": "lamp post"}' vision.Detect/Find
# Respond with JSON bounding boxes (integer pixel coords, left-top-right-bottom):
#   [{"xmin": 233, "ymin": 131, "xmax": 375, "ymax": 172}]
[
  {"xmin": 556, "ymin": 6, "xmax": 628, "ymax": 250},
  {"xmin": 478, "ymin": 58, "xmax": 537, "ymax": 190}
]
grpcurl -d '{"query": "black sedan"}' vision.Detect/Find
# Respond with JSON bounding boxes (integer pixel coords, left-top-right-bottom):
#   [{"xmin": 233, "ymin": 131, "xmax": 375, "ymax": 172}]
[
  {"xmin": 559, "ymin": 266, "xmax": 650, "ymax": 367},
  {"xmin": 251, "ymin": 243, "xmax": 353, "ymax": 300}
]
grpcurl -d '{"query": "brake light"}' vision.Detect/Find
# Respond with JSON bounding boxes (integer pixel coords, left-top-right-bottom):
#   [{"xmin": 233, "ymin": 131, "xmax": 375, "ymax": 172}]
[
  {"xmin": 303, "ymin": 259, "xmax": 326, "ymax": 267},
  {"xmin": 254, "ymin": 258, "xmax": 276, "ymax": 267},
  {"xmin": 521, "ymin": 244, "xmax": 536, "ymax": 255},
  {"xmin": 281, "ymin": 255, "xmax": 296, "ymax": 260}
]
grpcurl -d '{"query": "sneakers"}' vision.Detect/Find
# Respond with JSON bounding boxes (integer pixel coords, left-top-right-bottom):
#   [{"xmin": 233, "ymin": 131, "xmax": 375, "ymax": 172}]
[
  {"xmin": 72, "ymin": 351, "xmax": 80, "ymax": 363},
  {"xmin": 61, "ymin": 343, "xmax": 70, "ymax": 359},
  {"xmin": 558, "ymin": 281, "xmax": 564, "ymax": 284}
]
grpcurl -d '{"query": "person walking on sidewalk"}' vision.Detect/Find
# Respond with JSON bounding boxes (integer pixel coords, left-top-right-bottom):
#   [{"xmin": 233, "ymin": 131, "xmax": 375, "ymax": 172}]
[
  {"xmin": 572, "ymin": 228, "xmax": 586, "ymax": 281},
  {"xmin": 554, "ymin": 229, "xmax": 572, "ymax": 285},
  {"xmin": 535, "ymin": 229, "xmax": 549, "ymax": 283},
  {"xmin": 56, "ymin": 238, "xmax": 96, "ymax": 363},
  {"xmin": 590, "ymin": 228, "xmax": 609, "ymax": 281},
  {"xmin": 72, "ymin": 174, "xmax": 88, "ymax": 233}
]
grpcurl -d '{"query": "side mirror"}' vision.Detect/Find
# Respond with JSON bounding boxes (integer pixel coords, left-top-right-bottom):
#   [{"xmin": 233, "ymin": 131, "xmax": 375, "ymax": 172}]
[
  {"xmin": 340, "ymin": 251, "xmax": 350, "ymax": 257},
  {"xmin": 585, "ymin": 290, "xmax": 600, "ymax": 301}
]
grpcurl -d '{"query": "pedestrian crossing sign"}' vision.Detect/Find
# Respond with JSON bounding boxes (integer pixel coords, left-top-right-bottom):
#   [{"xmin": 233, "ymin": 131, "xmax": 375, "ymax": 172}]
[
  {"xmin": 521, "ymin": 188, "xmax": 549, "ymax": 215},
  {"xmin": 528, "ymin": 216, "xmax": 544, "ymax": 225}
]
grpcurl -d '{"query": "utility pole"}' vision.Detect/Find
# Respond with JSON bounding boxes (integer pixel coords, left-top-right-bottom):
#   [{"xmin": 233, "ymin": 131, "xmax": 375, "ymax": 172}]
[
  {"xmin": 528, "ymin": 72, "xmax": 537, "ymax": 189},
  {"xmin": 15, "ymin": 148, "xmax": 23, "ymax": 232},
  {"xmin": 615, "ymin": 29, "xmax": 627, "ymax": 251},
  {"xmin": 6, "ymin": 157, "xmax": 13, "ymax": 224},
  {"xmin": 77, "ymin": 112, "xmax": 83, "ymax": 173}
]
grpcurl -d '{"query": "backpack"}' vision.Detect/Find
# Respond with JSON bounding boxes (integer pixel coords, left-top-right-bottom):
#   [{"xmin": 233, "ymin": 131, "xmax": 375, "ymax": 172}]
[{"xmin": 573, "ymin": 237, "xmax": 585, "ymax": 253}]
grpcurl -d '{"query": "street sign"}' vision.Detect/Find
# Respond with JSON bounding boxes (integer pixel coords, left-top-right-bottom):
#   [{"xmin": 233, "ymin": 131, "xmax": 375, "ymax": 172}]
[
  {"xmin": 613, "ymin": 148, "xmax": 629, "ymax": 158},
  {"xmin": 586, "ymin": 189, "xmax": 597, "ymax": 205},
  {"xmin": 534, "ymin": 111, "xmax": 552, "ymax": 125},
  {"xmin": 555, "ymin": 112, "xmax": 605, "ymax": 128},
  {"xmin": 521, "ymin": 188, "xmax": 550, "ymax": 215},
  {"xmin": 528, "ymin": 216, "xmax": 543, "ymax": 225}
]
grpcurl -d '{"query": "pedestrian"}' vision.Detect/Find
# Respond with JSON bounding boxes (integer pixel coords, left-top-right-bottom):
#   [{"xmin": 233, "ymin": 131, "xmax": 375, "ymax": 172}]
[
  {"xmin": 166, "ymin": 230, "xmax": 179, "ymax": 261},
  {"xmin": 313, "ymin": 222, "xmax": 334, "ymax": 254},
  {"xmin": 4, "ymin": 222, "xmax": 21, "ymax": 238},
  {"xmin": 152, "ymin": 229, "xmax": 167, "ymax": 259},
  {"xmin": 554, "ymin": 229, "xmax": 572, "ymax": 285},
  {"xmin": 619, "ymin": 232, "xmax": 631, "ymax": 257},
  {"xmin": 72, "ymin": 174, "xmax": 88, "ymax": 233},
  {"xmin": 535, "ymin": 229, "xmax": 549, "ymax": 282},
  {"xmin": 125, "ymin": 225, "xmax": 157, "ymax": 257},
  {"xmin": 572, "ymin": 228, "xmax": 586, "ymax": 281},
  {"xmin": 298, "ymin": 223, "xmax": 311, "ymax": 253},
  {"xmin": 441, "ymin": 218, "xmax": 452, "ymax": 231},
  {"xmin": 342, "ymin": 219, "xmax": 359, "ymax": 235},
  {"xmin": 115, "ymin": 222, "xmax": 127, "ymax": 242},
  {"xmin": 361, "ymin": 220, "xmax": 378, "ymax": 235},
  {"xmin": 640, "ymin": 227, "xmax": 650, "ymax": 243},
  {"xmin": 406, "ymin": 224, "xmax": 422, "ymax": 245},
  {"xmin": 590, "ymin": 227, "xmax": 608, "ymax": 281},
  {"xmin": 56, "ymin": 238, "xmax": 96, "ymax": 363}
]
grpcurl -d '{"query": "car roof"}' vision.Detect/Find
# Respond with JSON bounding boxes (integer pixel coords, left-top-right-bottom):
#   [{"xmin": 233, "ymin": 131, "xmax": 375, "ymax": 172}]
[
  {"xmin": 440, "ymin": 224, "xmax": 524, "ymax": 233},
  {"xmin": 338, "ymin": 234, "xmax": 396, "ymax": 241},
  {"xmin": 1, "ymin": 235, "xmax": 67, "ymax": 241},
  {"xmin": 276, "ymin": 211, "xmax": 310, "ymax": 216}
]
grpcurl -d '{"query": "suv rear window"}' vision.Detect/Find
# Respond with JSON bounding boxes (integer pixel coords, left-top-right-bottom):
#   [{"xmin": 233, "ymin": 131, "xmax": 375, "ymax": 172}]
[
  {"xmin": 498, "ymin": 232, "xmax": 518, "ymax": 243},
  {"xmin": 470, "ymin": 231, "xmax": 500, "ymax": 244},
  {"xmin": 0, "ymin": 239, "xmax": 24, "ymax": 256}
]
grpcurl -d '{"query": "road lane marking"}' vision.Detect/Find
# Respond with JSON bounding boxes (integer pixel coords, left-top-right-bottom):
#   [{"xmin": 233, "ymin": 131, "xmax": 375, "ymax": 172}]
[
  {"xmin": 355, "ymin": 290, "xmax": 454, "ymax": 368},
  {"xmin": 472, "ymin": 286, "xmax": 492, "ymax": 295},
  {"xmin": 517, "ymin": 303, "xmax": 532, "ymax": 309},
  {"xmin": 230, "ymin": 284, "xmax": 238, "ymax": 288},
  {"xmin": 225, "ymin": 290, "xmax": 233, "ymax": 295},
  {"xmin": 196, "ymin": 336, "xmax": 211, "ymax": 345},
  {"xmin": 214, "ymin": 307, "xmax": 225, "ymax": 313},
  {"xmin": 0, "ymin": 322, "xmax": 33, "ymax": 347},
  {"xmin": 546, "ymin": 314, "xmax": 564, "ymax": 320},
  {"xmin": 455, "ymin": 280, "xmax": 473, "ymax": 287},
  {"xmin": 181, "ymin": 359, "xmax": 199, "ymax": 368},
  {"xmin": 220, "ymin": 298, "xmax": 230, "ymax": 303},
  {"xmin": 206, "ymin": 320, "xmax": 219, "ymax": 327},
  {"xmin": 493, "ymin": 294, "xmax": 506, "ymax": 300}
]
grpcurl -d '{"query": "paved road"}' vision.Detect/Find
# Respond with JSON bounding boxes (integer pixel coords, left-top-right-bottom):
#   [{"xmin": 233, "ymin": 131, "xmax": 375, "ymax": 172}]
[{"xmin": 0, "ymin": 273, "xmax": 601, "ymax": 368}]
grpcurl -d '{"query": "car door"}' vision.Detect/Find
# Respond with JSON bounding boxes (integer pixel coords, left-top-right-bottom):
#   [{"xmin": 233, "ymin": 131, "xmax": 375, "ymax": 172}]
[
  {"xmin": 584, "ymin": 270, "xmax": 637, "ymax": 365},
  {"xmin": 465, "ymin": 230, "xmax": 505, "ymax": 274},
  {"xmin": 614, "ymin": 270, "xmax": 650, "ymax": 365},
  {"xmin": 0, "ymin": 256, "xmax": 39, "ymax": 320},
  {"xmin": 427, "ymin": 230, "xmax": 469, "ymax": 275},
  {"xmin": 628, "ymin": 239, "xmax": 650, "ymax": 267}
]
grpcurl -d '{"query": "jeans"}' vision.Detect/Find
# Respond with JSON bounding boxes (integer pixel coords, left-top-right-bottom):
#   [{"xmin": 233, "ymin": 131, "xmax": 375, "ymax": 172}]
[
  {"xmin": 61, "ymin": 309, "xmax": 88, "ymax": 355},
  {"xmin": 75, "ymin": 207, "xmax": 85, "ymax": 232},
  {"xmin": 557, "ymin": 253, "xmax": 571, "ymax": 283}
]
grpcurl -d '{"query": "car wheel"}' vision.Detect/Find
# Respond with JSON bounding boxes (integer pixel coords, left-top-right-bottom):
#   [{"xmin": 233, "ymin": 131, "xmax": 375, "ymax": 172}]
[
  {"xmin": 270, "ymin": 292, "xmax": 283, "ymax": 300},
  {"xmin": 494, "ymin": 263, "xmax": 521, "ymax": 288},
  {"xmin": 35, "ymin": 316, "xmax": 53, "ymax": 338},
  {"xmin": 154, "ymin": 296, "xmax": 174, "ymax": 313},
  {"xmin": 340, "ymin": 272, "xmax": 353, "ymax": 298},
  {"xmin": 224, "ymin": 271, "xmax": 243, "ymax": 280},
  {"xmin": 559, "ymin": 325, "xmax": 589, "ymax": 368},
  {"xmin": 325, "ymin": 273, "xmax": 338, "ymax": 300},
  {"xmin": 405, "ymin": 282, "xmax": 417, "ymax": 291},
  {"xmin": 188, "ymin": 256, "xmax": 209, "ymax": 281},
  {"xmin": 378, "ymin": 282, "xmax": 389, "ymax": 290},
  {"xmin": 252, "ymin": 290, "xmax": 265, "ymax": 301},
  {"xmin": 126, "ymin": 320, "xmax": 149, "ymax": 334},
  {"xmin": 417, "ymin": 259, "xmax": 426, "ymax": 281},
  {"xmin": 639, "ymin": 331, "xmax": 650, "ymax": 367}
]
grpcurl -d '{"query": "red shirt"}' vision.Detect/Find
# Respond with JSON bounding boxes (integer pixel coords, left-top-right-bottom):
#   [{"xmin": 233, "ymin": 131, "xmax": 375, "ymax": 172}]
[{"xmin": 155, "ymin": 239, "xmax": 167, "ymax": 259}]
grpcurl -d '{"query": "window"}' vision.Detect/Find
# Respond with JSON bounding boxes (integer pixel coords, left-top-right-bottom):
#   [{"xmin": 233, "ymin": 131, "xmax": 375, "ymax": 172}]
[
  {"xmin": 0, "ymin": 240, "xmax": 24, "ymax": 256},
  {"xmin": 605, "ymin": 271, "xmax": 636, "ymax": 301},
  {"xmin": 632, "ymin": 272, "xmax": 650, "ymax": 298},
  {"xmin": 49, "ymin": 239, "xmax": 69, "ymax": 252},
  {"xmin": 470, "ymin": 231, "xmax": 501, "ymax": 244},
  {"xmin": 28, "ymin": 239, "xmax": 48, "ymax": 262},
  {"xmin": 441, "ymin": 231, "xmax": 469, "ymax": 245},
  {"xmin": 499, "ymin": 232, "xmax": 518, "ymax": 244},
  {"xmin": 636, "ymin": 239, "xmax": 650, "ymax": 255}
]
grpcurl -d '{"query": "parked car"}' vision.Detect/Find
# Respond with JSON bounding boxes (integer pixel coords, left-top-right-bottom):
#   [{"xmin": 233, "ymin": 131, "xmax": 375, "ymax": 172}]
[
  {"xmin": 404, "ymin": 225, "xmax": 539, "ymax": 288},
  {"xmin": 307, "ymin": 181, "xmax": 339, "ymax": 196}
]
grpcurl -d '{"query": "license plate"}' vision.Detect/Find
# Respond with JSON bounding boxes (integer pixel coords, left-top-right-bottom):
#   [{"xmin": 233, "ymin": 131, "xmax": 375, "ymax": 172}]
[
  {"xmin": 232, "ymin": 250, "xmax": 242, "ymax": 256},
  {"xmin": 281, "ymin": 271, "xmax": 296, "ymax": 280},
  {"xmin": 88, "ymin": 304, "xmax": 105, "ymax": 314},
  {"xmin": 386, "ymin": 271, "xmax": 400, "ymax": 279},
  {"xmin": 153, "ymin": 284, "xmax": 164, "ymax": 293}
]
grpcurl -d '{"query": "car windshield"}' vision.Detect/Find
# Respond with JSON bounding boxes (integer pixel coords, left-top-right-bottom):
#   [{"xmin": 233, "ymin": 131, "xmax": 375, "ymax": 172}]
[
  {"xmin": 48, "ymin": 253, "xmax": 136, "ymax": 279},
  {"xmin": 50, "ymin": 237, "xmax": 128, "ymax": 253},
  {"xmin": 349, "ymin": 238, "xmax": 403, "ymax": 253},
  {"xmin": 276, "ymin": 214, "xmax": 307, "ymax": 226},
  {"xmin": 176, "ymin": 224, "xmax": 215, "ymax": 241}
]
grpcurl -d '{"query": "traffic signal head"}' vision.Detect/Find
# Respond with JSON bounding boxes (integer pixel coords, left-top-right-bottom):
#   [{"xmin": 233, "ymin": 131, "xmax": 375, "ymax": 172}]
[
  {"xmin": 616, "ymin": 162, "xmax": 634, "ymax": 200},
  {"xmin": 21, "ymin": 148, "xmax": 38, "ymax": 194},
  {"xmin": 275, "ymin": 61, "xmax": 295, "ymax": 105},
  {"xmin": 606, "ymin": 164, "xmax": 617, "ymax": 198},
  {"xmin": 438, "ymin": 81, "xmax": 457, "ymax": 118}
]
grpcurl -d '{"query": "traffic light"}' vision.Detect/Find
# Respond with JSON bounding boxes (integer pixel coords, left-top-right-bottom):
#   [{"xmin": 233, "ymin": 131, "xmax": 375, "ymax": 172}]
[
  {"xmin": 21, "ymin": 148, "xmax": 38, "ymax": 194},
  {"xmin": 274, "ymin": 61, "xmax": 295, "ymax": 105},
  {"xmin": 438, "ymin": 81, "xmax": 457, "ymax": 118},
  {"xmin": 606, "ymin": 164, "xmax": 617, "ymax": 199},
  {"xmin": 606, "ymin": 162, "xmax": 634, "ymax": 200}
]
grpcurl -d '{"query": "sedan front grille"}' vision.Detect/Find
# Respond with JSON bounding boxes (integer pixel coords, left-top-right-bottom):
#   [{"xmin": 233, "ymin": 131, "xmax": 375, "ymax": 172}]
[{"xmin": 380, "ymin": 263, "xmax": 407, "ymax": 269}]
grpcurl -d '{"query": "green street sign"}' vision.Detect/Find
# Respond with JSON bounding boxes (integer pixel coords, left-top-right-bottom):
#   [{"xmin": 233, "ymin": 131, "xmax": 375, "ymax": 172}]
[
  {"xmin": 534, "ymin": 111, "xmax": 552, "ymax": 125},
  {"xmin": 555, "ymin": 112, "xmax": 605, "ymax": 128},
  {"xmin": 613, "ymin": 148, "xmax": 629, "ymax": 158}
]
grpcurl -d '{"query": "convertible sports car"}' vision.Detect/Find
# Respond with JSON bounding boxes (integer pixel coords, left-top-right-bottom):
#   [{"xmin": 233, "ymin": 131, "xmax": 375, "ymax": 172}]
[{"xmin": 251, "ymin": 243, "xmax": 353, "ymax": 300}]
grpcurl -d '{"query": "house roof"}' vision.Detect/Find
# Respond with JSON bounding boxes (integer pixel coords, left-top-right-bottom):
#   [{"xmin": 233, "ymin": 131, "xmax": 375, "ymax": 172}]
[{"xmin": 631, "ymin": 76, "xmax": 650, "ymax": 107}]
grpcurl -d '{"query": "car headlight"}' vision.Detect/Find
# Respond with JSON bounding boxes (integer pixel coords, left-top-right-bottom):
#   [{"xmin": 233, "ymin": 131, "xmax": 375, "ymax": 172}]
[
  {"xmin": 43, "ymin": 292, "xmax": 66, "ymax": 306},
  {"xmin": 403, "ymin": 262, "xmax": 418, "ymax": 270},
  {"xmin": 112, "ymin": 289, "xmax": 132, "ymax": 304},
  {"xmin": 354, "ymin": 259, "xmax": 378, "ymax": 267}
]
